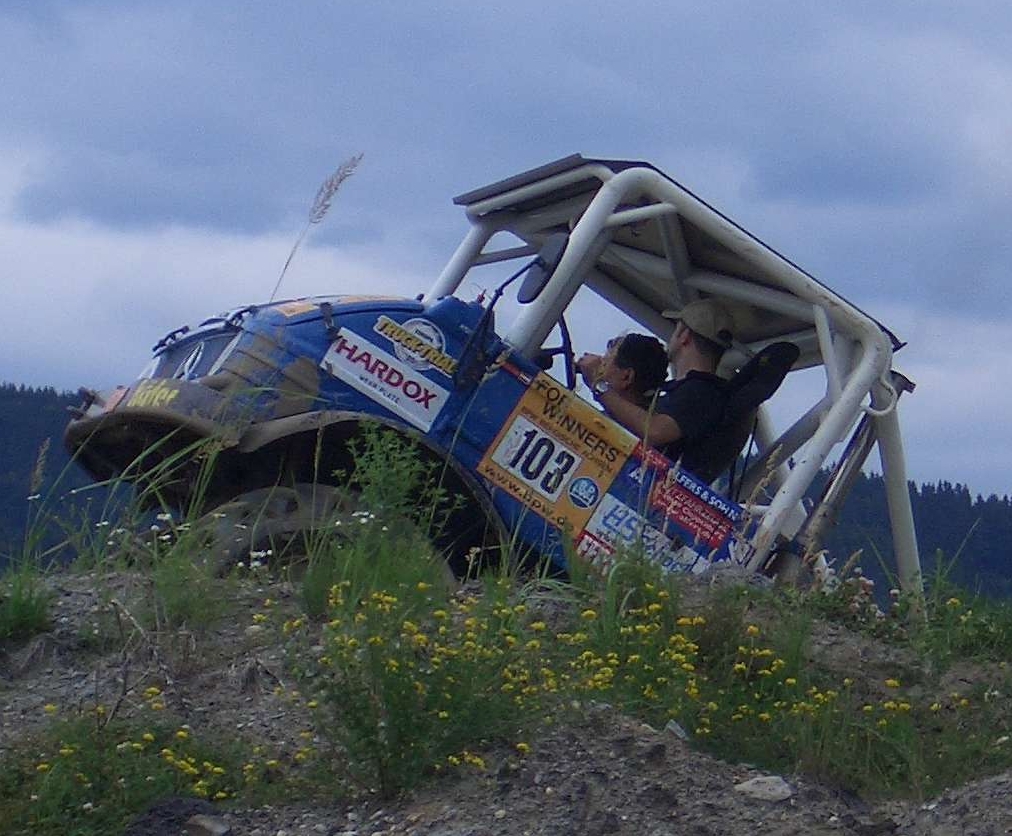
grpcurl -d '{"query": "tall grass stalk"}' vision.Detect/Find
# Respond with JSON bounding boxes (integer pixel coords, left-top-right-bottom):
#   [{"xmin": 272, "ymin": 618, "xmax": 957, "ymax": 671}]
[{"xmin": 269, "ymin": 154, "xmax": 364, "ymax": 303}]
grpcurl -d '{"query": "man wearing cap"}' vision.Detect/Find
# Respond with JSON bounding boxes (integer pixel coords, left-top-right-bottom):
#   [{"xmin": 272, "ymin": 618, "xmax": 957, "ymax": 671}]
[{"xmin": 578, "ymin": 299, "xmax": 734, "ymax": 469}]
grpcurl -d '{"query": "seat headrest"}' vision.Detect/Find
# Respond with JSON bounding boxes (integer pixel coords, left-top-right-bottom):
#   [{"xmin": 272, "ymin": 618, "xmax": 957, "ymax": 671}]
[{"xmin": 723, "ymin": 342, "xmax": 800, "ymax": 422}]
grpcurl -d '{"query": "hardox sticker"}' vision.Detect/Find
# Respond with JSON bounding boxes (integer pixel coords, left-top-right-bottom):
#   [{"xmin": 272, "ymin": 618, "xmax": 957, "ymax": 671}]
[{"xmin": 320, "ymin": 330, "xmax": 449, "ymax": 431}]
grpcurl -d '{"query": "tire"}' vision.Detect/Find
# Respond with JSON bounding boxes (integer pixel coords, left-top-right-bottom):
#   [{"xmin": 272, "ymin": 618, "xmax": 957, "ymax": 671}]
[{"xmin": 195, "ymin": 483, "xmax": 356, "ymax": 575}]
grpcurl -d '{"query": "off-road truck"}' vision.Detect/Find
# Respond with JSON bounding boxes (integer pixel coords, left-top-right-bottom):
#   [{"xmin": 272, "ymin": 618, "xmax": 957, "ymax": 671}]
[{"xmin": 65, "ymin": 155, "xmax": 922, "ymax": 590}]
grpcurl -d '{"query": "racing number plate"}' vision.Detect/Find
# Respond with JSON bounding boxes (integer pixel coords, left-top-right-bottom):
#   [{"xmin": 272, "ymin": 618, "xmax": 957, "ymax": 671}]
[
  {"xmin": 478, "ymin": 372, "xmax": 637, "ymax": 530},
  {"xmin": 490, "ymin": 415, "xmax": 582, "ymax": 503}
]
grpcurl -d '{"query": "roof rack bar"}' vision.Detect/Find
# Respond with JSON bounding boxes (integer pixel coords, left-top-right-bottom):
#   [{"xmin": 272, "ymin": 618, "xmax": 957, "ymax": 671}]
[
  {"xmin": 501, "ymin": 194, "xmax": 597, "ymax": 237},
  {"xmin": 740, "ymin": 395, "xmax": 832, "ymax": 497},
  {"xmin": 658, "ymin": 214, "xmax": 693, "ymax": 308},
  {"xmin": 584, "ymin": 268, "xmax": 674, "ymax": 337},
  {"xmin": 744, "ymin": 329, "xmax": 894, "ymax": 571},
  {"xmin": 603, "ymin": 203, "xmax": 678, "ymax": 228},
  {"xmin": 425, "ymin": 223, "xmax": 495, "ymax": 303},
  {"xmin": 507, "ymin": 168, "xmax": 655, "ymax": 353},
  {"xmin": 686, "ymin": 271, "xmax": 816, "ymax": 323},
  {"xmin": 463, "ymin": 163, "xmax": 616, "ymax": 220},
  {"xmin": 873, "ymin": 373, "xmax": 921, "ymax": 594},
  {"xmin": 814, "ymin": 304, "xmax": 843, "ymax": 402},
  {"xmin": 472, "ymin": 244, "xmax": 538, "ymax": 266}
]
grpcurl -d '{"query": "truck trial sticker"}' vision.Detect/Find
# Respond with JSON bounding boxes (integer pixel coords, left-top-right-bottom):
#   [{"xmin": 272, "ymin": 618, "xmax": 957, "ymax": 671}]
[
  {"xmin": 478, "ymin": 372, "xmax": 637, "ymax": 531},
  {"xmin": 373, "ymin": 316, "xmax": 458, "ymax": 376},
  {"xmin": 320, "ymin": 330, "xmax": 449, "ymax": 431}
]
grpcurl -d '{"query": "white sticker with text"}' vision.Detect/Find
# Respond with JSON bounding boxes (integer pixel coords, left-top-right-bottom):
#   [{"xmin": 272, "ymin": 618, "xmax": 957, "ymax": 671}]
[
  {"xmin": 490, "ymin": 416, "xmax": 583, "ymax": 502},
  {"xmin": 321, "ymin": 331, "xmax": 450, "ymax": 431}
]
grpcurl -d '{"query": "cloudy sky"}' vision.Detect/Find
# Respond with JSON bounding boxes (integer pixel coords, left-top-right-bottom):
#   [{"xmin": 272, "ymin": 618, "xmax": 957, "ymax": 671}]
[{"xmin": 2, "ymin": 1, "xmax": 1010, "ymax": 496}]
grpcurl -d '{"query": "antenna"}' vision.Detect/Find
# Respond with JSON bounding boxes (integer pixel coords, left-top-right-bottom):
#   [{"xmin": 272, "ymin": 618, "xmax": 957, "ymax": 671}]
[{"xmin": 268, "ymin": 153, "xmax": 364, "ymax": 303}]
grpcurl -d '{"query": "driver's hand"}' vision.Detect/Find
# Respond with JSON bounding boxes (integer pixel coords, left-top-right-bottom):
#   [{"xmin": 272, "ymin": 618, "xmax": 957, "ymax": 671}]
[{"xmin": 576, "ymin": 353, "xmax": 602, "ymax": 381}]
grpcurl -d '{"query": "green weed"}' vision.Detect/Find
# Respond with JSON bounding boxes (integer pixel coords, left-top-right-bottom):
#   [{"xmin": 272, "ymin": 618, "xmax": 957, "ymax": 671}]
[
  {"xmin": 0, "ymin": 559, "xmax": 50, "ymax": 642},
  {"xmin": 291, "ymin": 562, "xmax": 554, "ymax": 796},
  {"xmin": 0, "ymin": 710, "xmax": 243, "ymax": 836}
]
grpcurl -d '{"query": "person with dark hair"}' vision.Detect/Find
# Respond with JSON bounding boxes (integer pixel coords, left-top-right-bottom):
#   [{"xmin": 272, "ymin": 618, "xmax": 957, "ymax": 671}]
[
  {"xmin": 577, "ymin": 332, "xmax": 668, "ymax": 409},
  {"xmin": 579, "ymin": 299, "xmax": 735, "ymax": 467}
]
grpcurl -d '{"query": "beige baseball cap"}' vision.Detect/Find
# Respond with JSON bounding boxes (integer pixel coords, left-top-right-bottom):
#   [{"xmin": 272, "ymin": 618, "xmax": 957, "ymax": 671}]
[{"xmin": 662, "ymin": 299, "xmax": 734, "ymax": 348}]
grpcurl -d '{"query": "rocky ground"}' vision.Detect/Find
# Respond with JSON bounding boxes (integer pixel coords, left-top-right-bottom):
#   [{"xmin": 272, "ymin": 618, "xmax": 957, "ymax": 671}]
[{"xmin": 3, "ymin": 570, "xmax": 1012, "ymax": 836}]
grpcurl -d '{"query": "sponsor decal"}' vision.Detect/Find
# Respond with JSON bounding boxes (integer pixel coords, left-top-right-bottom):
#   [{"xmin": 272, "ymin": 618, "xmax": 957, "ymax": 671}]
[
  {"xmin": 320, "ymin": 330, "xmax": 449, "ymax": 431},
  {"xmin": 568, "ymin": 477, "xmax": 599, "ymax": 509},
  {"xmin": 373, "ymin": 316, "xmax": 458, "ymax": 376},
  {"xmin": 650, "ymin": 468, "xmax": 741, "ymax": 550},
  {"xmin": 338, "ymin": 294, "xmax": 404, "ymax": 304},
  {"xmin": 103, "ymin": 386, "xmax": 129, "ymax": 413},
  {"xmin": 274, "ymin": 300, "xmax": 318, "ymax": 317},
  {"xmin": 479, "ymin": 461, "xmax": 570, "ymax": 529},
  {"xmin": 490, "ymin": 415, "xmax": 582, "ymax": 503},
  {"xmin": 529, "ymin": 375, "xmax": 630, "ymax": 468},
  {"xmin": 126, "ymin": 380, "xmax": 180, "ymax": 409},
  {"xmin": 478, "ymin": 372, "xmax": 635, "ymax": 531},
  {"xmin": 581, "ymin": 494, "xmax": 673, "ymax": 562},
  {"xmin": 658, "ymin": 545, "xmax": 711, "ymax": 575}
]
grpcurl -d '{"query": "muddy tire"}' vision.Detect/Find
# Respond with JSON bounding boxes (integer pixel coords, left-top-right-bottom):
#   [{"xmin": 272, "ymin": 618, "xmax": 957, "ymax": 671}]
[{"xmin": 195, "ymin": 483, "xmax": 356, "ymax": 575}]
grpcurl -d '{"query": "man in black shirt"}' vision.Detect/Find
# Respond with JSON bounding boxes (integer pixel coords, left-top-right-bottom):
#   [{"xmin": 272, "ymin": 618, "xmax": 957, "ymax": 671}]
[{"xmin": 577, "ymin": 299, "xmax": 734, "ymax": 467}]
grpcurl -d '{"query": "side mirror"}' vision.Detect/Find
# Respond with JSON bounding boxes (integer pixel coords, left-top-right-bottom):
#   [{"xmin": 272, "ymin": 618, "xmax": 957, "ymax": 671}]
[{"xmin": 517, "ymin": 232, "xmax": 569, "ymax": 304}]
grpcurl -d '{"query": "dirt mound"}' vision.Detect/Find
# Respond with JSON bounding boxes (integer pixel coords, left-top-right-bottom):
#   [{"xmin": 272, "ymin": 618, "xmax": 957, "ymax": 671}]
[{"xmin": 4, "ymin": 569, "xmax": 1012, "ymax": 836}]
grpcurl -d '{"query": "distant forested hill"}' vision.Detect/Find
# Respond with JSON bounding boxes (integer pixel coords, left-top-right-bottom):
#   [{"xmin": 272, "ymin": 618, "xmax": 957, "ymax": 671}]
[
  {"xmin": 816, "ymin": 473, "xmax": 1012, "ymax": 597},
  {"xmin": 1, "ymin": 383, "xmax": 1010, "ymax": 595},
  {"xmin": 0, "ymin": 383, "xmax": 97, "ymax": 556}
]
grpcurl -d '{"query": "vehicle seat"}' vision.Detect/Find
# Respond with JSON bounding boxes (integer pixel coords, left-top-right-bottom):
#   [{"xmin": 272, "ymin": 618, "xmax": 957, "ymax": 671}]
[{"xmin": 680, "ymin": 341, "xmax": 801, "ymax": 483}]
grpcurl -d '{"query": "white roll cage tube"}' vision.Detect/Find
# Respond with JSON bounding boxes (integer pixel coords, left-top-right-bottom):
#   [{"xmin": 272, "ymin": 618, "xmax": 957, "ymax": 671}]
[{"xmin": 427, "ymin": 164, "xmax": 921, "ymax": 594}]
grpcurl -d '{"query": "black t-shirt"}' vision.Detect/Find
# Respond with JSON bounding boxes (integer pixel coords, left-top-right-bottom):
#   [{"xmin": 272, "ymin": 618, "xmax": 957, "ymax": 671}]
[{"xmin": 653, "ymin": 371, "xmax": 727, "ymax": 464}]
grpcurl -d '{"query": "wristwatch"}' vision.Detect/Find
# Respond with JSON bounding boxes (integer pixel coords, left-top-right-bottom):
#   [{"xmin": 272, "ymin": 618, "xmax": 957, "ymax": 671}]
[{"xmin": 592, "ymin": 379, "xmax": 611, "ymax": 398}]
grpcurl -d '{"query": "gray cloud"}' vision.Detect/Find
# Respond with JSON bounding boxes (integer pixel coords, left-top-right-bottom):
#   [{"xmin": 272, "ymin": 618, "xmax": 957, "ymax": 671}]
[{"xmin": 3, "ymin": 0, "xmax": 1012, "ymax": 495}]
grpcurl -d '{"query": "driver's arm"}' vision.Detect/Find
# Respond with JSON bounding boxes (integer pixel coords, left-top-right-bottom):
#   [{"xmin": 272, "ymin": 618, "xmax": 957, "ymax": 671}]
[
  {"xmin": 594, "ymin": 388, "xmax": 683, "ymax": 447},
  {"xmin": 577, "ymin": 352, "xmax": 684, "ymax": 447}
]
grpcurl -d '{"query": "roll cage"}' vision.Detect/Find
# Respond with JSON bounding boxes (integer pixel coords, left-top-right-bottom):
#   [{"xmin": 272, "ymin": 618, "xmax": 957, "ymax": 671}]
[{"xmin": 424, "ymin": 154, "xmax": 921, "ymax": 593}]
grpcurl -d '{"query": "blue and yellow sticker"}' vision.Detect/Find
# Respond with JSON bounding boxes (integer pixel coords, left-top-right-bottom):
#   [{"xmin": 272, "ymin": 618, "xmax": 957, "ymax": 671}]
[{"xmin": 478, "ymin": 373, "xmax": 636, "ymax": 530}]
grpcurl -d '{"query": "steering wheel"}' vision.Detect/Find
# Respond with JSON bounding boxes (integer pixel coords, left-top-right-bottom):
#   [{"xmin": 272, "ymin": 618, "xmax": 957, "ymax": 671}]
[{"xmin": 535, "ymin": 315, "xmax": 577, "ymax": 389}]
